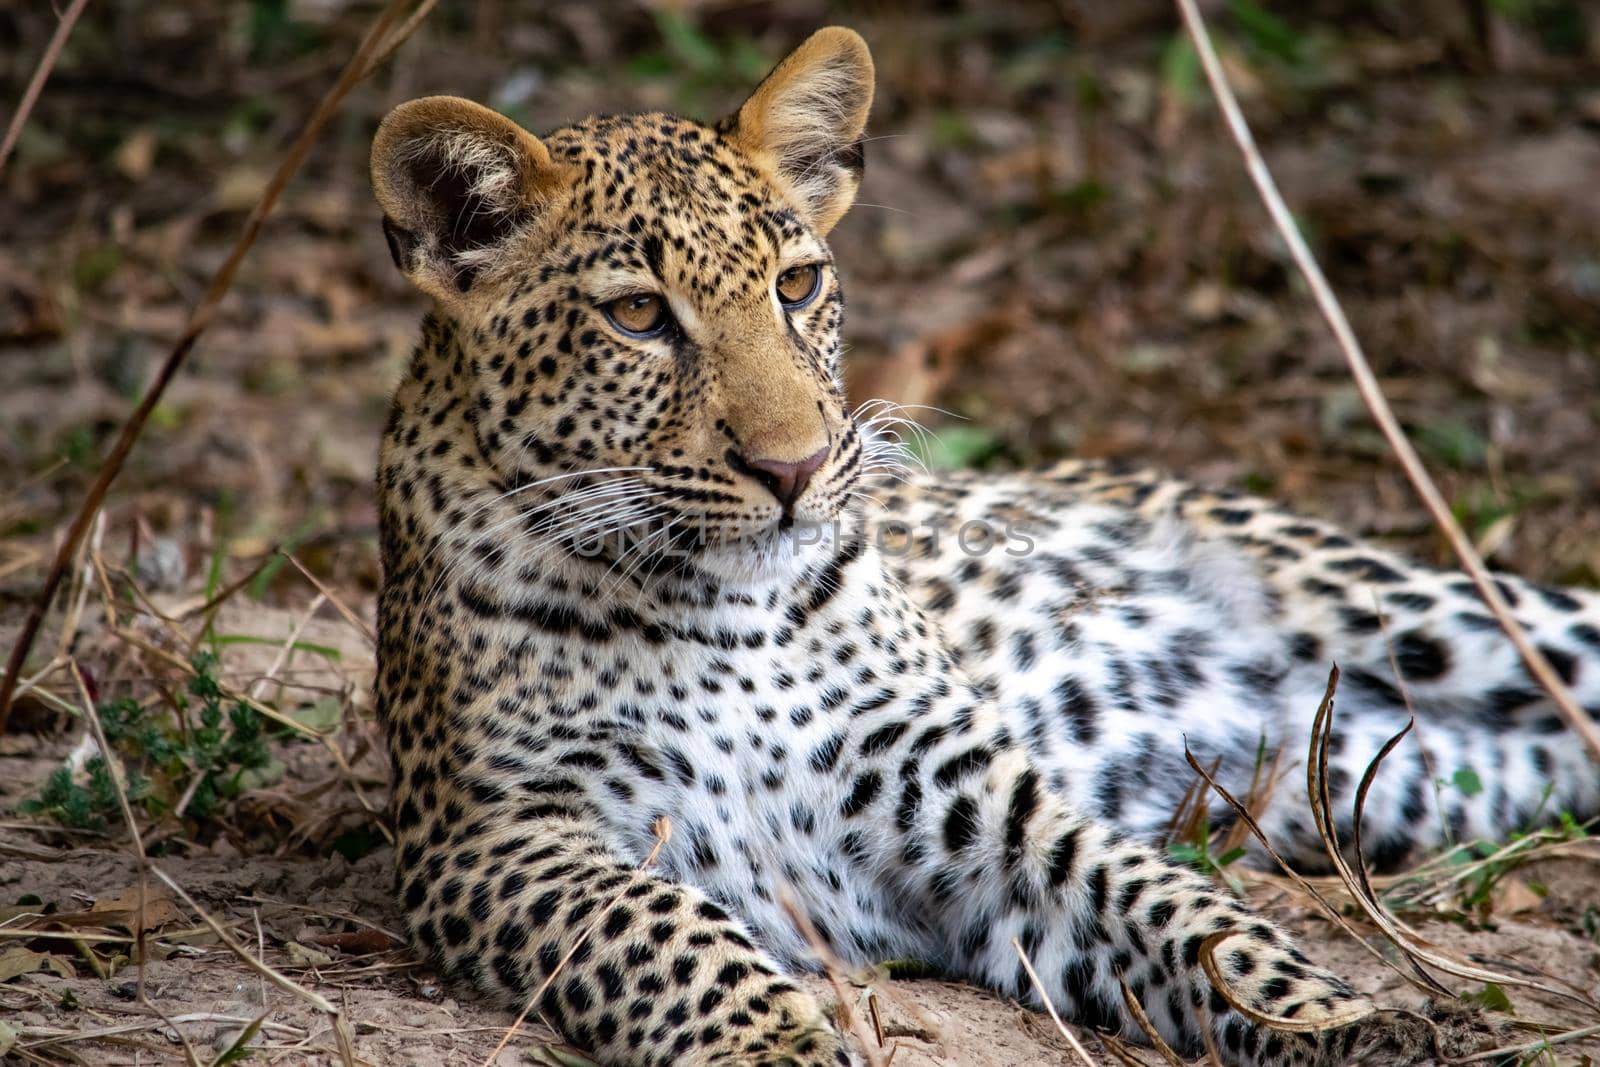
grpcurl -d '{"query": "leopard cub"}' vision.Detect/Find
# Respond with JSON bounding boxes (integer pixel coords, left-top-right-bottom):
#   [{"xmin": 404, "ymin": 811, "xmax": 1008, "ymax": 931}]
[{"xmin": 371, "ymin": 26, "xmax": 1600, "ymax": 1066}]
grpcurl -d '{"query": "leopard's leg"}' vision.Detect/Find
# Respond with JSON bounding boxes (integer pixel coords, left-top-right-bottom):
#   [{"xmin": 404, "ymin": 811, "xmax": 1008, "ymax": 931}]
[
  {"xmin": 396, "ymin": 810, "xmax": 855, "ymax": 1067},
  {"xmin": 891, "ymin": 746, "xmax": 1372, "ymax": 1065}
]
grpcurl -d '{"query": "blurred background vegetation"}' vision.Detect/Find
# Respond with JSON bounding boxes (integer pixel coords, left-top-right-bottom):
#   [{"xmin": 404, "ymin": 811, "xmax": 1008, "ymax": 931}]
[{"xmin": 3, "ymin": 0, "xmax": 1599, "ymax": 623}]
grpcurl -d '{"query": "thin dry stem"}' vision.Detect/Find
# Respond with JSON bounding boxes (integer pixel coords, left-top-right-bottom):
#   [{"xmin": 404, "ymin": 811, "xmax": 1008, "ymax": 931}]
[
  {"xmin": 152, "ymin": 866, "xmax": 357, "ymax": 1066},
  {"xmin": 0, "ymin": 0, "xmax": 90, "ymax": 175},
  {"xmin": 66, "ymin": 665, "xmax": 145, "ymax": 959},
  {"xmin": 245, "ymin": 592, "xmax": 328, "ymax": 704},
  {"xmin": 1446, "ymin": 1021, "xmax": 1600, "ymax": 1063},
  {"xmin": 1306, "ymin": 682, "xmax": 1600, "ymax": 1016},
  {"xmin": 67, "ymin": 660, "xmax": 206, "ymax": 1066},
  {"xmin": 1096, "ymin": 1032, "xmax": 1155, "ymax": 1066},
  {"xmin": 176, "ymin": 549, "xmax": 281, "ymax": 627},
  {"xmin": 1118, "ymin": 980, "xmax": 1185, "ymax": 1066},
  {"xmin": 0, "ymin": 0, "xmax": 435, "ymax": 731},
  {"xmin": 279, "ymin": 551, "xmax": 376, "ymax": 646},
  {"xmin": 1196, "ymin": 1000, "xmax": 1226, "ymax": 1067},
  {"xmin": 15, "ymin": 1013, "xmax": 307, "ymax": 1056},
  {"xmin": 1010, "ymin": 937, "xmax": 1097, "ymax": 1067},
  {"xmin": 778, "ymin": 895, "xmax": 887, "ymax": 1067},
  {"xmin": 1172, "ymin": 0, "xmax": 1600, "ymax": 761},
  {"xmin": 1181, "ymin": 732, "xmax": 1432, "ymax": 998},
  {"xmin": 51, "ymin": 511, "xmax": 100, "ymax": 668},
  {"xmin": 1346, "ymin": 720, "xmax": 1425, "ymax": 929},
  {"xmin": 362, "ymin": 0, "xmax": 442, "ymax": 77},
  {"xmin": 1395, "ymin": 828, "xmax": 1600, "ymax": 912},
  {"xmin": 1197, "ymin": 931, "xmax": 1369, "ymax": 1033}
]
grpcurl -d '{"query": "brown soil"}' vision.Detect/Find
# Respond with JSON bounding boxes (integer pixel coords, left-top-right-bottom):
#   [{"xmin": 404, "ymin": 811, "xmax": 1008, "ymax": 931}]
[{"xmin": 4, "ymin": 787, "xmax": 1599, "ymax": 1065}]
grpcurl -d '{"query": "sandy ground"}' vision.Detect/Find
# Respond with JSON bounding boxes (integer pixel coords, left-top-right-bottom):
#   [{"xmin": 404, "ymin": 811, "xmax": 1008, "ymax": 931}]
[{"xmin": 3, "ymin": 822, "xmax": 1598, "ymax": 1064}]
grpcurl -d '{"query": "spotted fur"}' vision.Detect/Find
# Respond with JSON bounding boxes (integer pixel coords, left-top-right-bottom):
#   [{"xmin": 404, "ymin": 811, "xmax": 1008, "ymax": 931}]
[{"xmin": 369, "ymin": 27, "xmax": 1600, "ymax": 1067}]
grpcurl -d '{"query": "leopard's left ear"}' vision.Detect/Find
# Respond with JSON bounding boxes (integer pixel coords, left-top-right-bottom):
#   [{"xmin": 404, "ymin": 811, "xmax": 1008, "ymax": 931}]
[{"xmin": 725, "ymin": 27, "xmax": 874, "ymax": 234}]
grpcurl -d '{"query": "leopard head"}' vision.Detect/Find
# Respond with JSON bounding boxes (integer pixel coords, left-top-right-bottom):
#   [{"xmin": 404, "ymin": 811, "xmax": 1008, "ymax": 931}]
[{"xmin": 372, "ymin": 28, "xmax": 882, "ymax": 586}]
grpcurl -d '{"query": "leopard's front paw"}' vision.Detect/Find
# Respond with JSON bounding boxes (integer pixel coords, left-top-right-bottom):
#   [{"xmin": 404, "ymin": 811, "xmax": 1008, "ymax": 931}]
[
  {"xmin": 762, "ymin": 988, "xmax": 857, "ymax": 1067},
  {"xmin": 705, "ymin": 986, "xmax": 858, "ymax": 1067},
  {"xmin": 766, "ymin": 1025, "xmax": 857, "ymax": 1067}
]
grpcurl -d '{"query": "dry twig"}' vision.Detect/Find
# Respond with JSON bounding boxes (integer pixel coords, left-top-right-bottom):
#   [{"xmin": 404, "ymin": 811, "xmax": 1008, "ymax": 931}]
[
  {"xmin": 1092, "ymin": 1034, "xmax": 1141, "ymax": 1066},
  {"xmin": 1304, "ymin": 679, "xmax": 1600, "ymax": 1016},
  {"xmin": 0, "ymin": 0, "xmax": 436, "ymax": 731},
  {"xmin": 1010, "ymin": 937, "xmax": 1097, "ymax": 1067},
  {"xmin": 778, "ymin": 896, "xmax": 887, "ymax": 1067},
  {"xmin": 1171, "ymin": 0, "xmax": 1600, "ymax": 761},
  {"xmin": 1118, "ymin": 980, "xmax": 1186, "ymax": 1066},
  {"xmin": 67, "ymin": 659, "xmax": 206, "ymax": 1067},
  {"xmin": 152, "ymin": 866, "xmax": 357, "ymax": 1066},
  {"xmin": 1447, "ymin": 1021, "xmax": 1600, "ymax": 1063},
  {"xmin": 1181, "ymin": 723, "xmax": 1435, "ymax": 999},
  {"xmin": 363, "ymin": 0, "xmax": 442, "ymax": 77},
  {"xmin": 0, "ymin": 0, "xmax": 90, "ymax": 176},
  {"xmin": 279, "ymin": 551, "xmax": 377, "ymax": 646}
]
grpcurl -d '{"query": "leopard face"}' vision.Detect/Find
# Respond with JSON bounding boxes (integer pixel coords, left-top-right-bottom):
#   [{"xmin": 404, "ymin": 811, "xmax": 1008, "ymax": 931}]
[{"xmin": 371, "ymin": 33, "xmax": 875, "ymax": 586}]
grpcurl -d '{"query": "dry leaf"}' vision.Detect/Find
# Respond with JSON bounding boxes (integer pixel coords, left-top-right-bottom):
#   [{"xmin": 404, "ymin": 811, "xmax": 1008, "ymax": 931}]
[
  {"xmin": 91, "ymin": 886, "xmax": 185, "ymax": 933},
  {"xmin": 0, "ymin": 946, "xmax": 75, "ymax": 983},
  {"xmin": 311, "ymin": 928, "xmax": 399, "ymax": 954},
  {"xmin": 215, "ymin": 166, "xmax": 272, "ymax": 213},
  {"xmin": 846, "ymin": 309, "xmax": 1015, "ymax": 411},
  {"xmin": 0, "ymin": 904, "xmax": 43, "ymax": 924},
  {"xmin": 285, "ymin": 941, "xmax": 335, "ymax": 967},
  {"xmin": 114, "ymin": 128, "xmax": 158, "ymax": 181},
  {"xmin": 0, "ymin": 253, "xmax": 63, "ymax": 342},
  {"xmin": 1490, "ymin": 877, "xmax": 1544, "ymax": 917}
]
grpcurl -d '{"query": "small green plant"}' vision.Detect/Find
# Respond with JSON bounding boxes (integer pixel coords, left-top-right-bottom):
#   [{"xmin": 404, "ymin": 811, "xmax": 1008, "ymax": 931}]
[
  {"xmin": 1159, "ymin": 34, "xmax": 1201, "ymax": 107},
  {"xmin": 22, "ymin": 760, "xmax": 135, "ymax": 832},
  {"xmin": 1576, "ymin": 904, "xmax": 1599, "ymax": 942},
  {"xmin": 910, "ymin": 425, "xmax": 1007, "ymax": 471},
  {"xmin": 1417, "ymin": 415, "xmax": 1490, "ymax": 471},
  {"xmin": 1227, "ymin": 0, "xmax": 1305, "ymax": 65},
  {"xmin": 1168, "ymin": 822, "xmax": 1248, "ymax": 887},
  {"xmin": 1448, "ymin": 766, "xmax": 1484, "ymax": 798},
  {"xmin": 1169, "ymin": 737, "xmax": 1268, "ymax": 892},
  {"xmin": 243, "ymin": 0, "xmax": 325, "ymax": 62},
  {"xmin": 1464, "ymin": 981, "xmax": 1515, "ymax": 1013},
  {"xmin": 1424, "ymin": 801, "xmax": 1589, "ymax": 915},
  {"xmin": 19, "ymin": 652, "xmax": 275, "ymax": 837},
  {"xmin": 1490, "ymin": 0, "xmax": 1588, "ymax": 54}
]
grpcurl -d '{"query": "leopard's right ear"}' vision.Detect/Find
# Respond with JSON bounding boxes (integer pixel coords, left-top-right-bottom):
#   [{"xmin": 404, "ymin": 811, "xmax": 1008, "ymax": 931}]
[
  {"xmin": 371, "ymin": 96, "xmax": 573, "ymax": 301},
  {"xmin": 725, "ymin": 27, "xmax": 874, "ymax": 235}
]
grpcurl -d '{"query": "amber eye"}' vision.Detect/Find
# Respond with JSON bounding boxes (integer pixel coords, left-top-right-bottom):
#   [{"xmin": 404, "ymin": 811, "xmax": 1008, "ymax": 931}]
[
  {"xmin": 775, "ymin": 264, "xmax": 822, "ymax": 309},
  {"xmin": 603, "ymin": 293, "xmax": 672, "ymax": 338}
]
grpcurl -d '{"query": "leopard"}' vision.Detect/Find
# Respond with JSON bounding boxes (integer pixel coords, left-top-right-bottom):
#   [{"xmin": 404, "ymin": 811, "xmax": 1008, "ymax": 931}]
[{"xmin": 368, "ymin": 26, "xmax": 1600, "ymax": 1066}]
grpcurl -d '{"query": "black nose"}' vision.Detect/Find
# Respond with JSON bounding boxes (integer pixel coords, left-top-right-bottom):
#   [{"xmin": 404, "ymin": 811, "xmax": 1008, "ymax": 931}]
[{"xmin": 731, "ymin": 445, "xmax": 829, "ymax": 511}]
